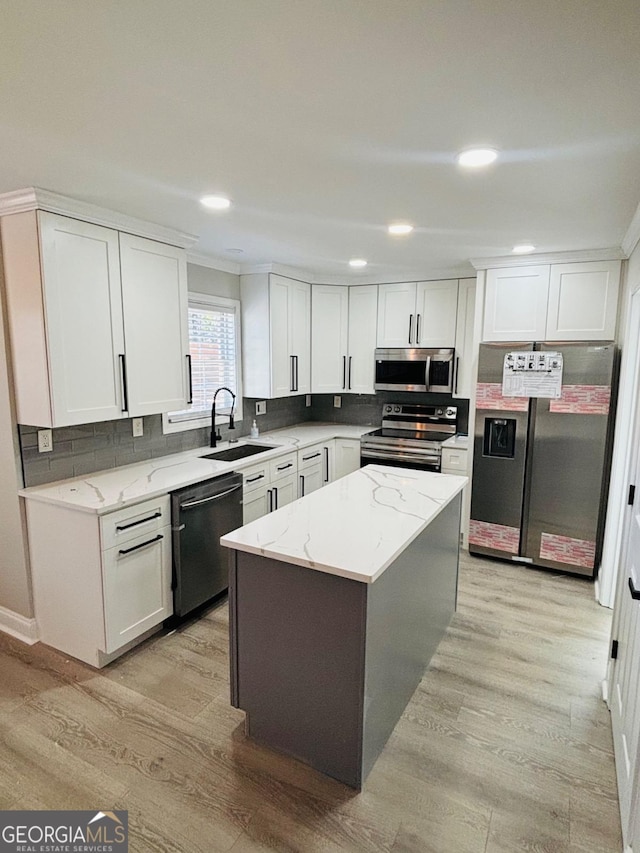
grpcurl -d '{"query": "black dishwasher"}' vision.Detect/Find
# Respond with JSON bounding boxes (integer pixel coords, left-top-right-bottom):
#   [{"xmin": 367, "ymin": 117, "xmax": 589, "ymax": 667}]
[{"xmin": 171, "ymin": 471, "xmax": 243, "ymax": 618}]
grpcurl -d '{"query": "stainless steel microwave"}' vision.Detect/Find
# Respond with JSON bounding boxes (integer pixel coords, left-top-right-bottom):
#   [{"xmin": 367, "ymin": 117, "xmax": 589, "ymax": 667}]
[{"xmin": 374, "ymin": 348, "xmax": 455, "ymax": 393}]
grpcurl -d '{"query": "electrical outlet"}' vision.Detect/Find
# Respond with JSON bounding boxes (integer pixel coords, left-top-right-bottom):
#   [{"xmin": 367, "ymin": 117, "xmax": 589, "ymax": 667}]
[
  {"xmin": 305, "ymin": 394, "xmax": 311, "ymax": 407},
  {"xmin": 38, "ymin": 429, "xmax": 53, "ymax": 453},
  {"xmin": 333, "ymin": 395, "xmax": 342, "ymax": 408},
  {"xmin": 132, "ymin": 417, "xmax": 144, "ymax": 437},
  {"xmin": 255, "ymin": 400, "xmax": 267, "ymax": 416}
]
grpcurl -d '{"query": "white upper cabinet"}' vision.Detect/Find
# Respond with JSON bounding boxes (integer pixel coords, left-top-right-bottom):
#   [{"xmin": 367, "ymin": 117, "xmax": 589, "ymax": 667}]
[
  {"xmin": 311, "ymin": 286, "xmax": 349, "ymax": 393},
  {"xmin": 119, "ymin": 234, "xmax": 189, "ymax": 416},
  {"xmin": 0, "ymin": 210, "xmax": 189, "ymax": 427},
  {"xmin": 377, "ymin": 280, "xmax": 459, "ymax": 348},
  {"xmin": 376, "ymin": 282, "xmax": 417, "ymax": 347},
  {"xmin": 347, "ymin": 285, "xmax": 378, "ymax": 393},
  {"xmin": 311, "ymin": 284, "xmax": 378, "ymax": 394},
  {"xmin": 38, "ymin": 213, "xmax": 127, "ymax": 426},
  {"xmin": 453, "ymin": 278, "xmax": 476, "ymax": 399},
  {"xmin": 241, "ymin": 273, "xmax": 311, "ymax": 398},
  {"xmin": 415, "ymin": 280, "xmax": 459, "ymax": 348},
  {"xmin": 483, "ymin": 261, "xmax": 621, "ymax": 342},
  {"xmin": 546, "ymin": 260, "xmax": 621, "ymax": 340},
  {"xmin": 483, "ymin": 266, "xmax": 550, "ymax": 341}
]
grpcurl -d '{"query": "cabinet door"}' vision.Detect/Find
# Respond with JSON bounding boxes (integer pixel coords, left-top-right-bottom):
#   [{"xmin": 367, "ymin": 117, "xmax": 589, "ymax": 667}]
[
  {"xmin": 322, "ymin": 441, "xmax": 335, "ymax": 484},
  {"xmin": 102, "ymin": 525, "xmax": 172, "ymax": 653},
  {"xmin": 453, "ymin": 278, "xmax": 477, "ymax": 399},
  {"xmin": 334, "ymin": 438, "xmax": 361, "ymax": 479},
  {"xmin": 415, "ymin": 280, "xmax": 459, "ymax": 348},
  {"xmin": 546, "ymin": 261, "xmax": 621, "ymax": 340},
  {"xmin": 119, "ymin": 234, "xmax": 189, "ymax": 416},
  {"xmin": 243, "ymin": 484, "xmax": 271, "ymax": 524},
  {"xmin": 311, "ymin": 286, "xmax": 349, "ymax": 393},
  {"xmin": 272, "ymin": 473, "xmax": 297, "ymax": 509},
  {"xmin": 289, "ymin": 278, "xmax": 311, "ymax": 394},
  {"xmin": 299, "ymin": 464, "xmax": 323, "ymax": 497},
  {"xmin": 38, "ymin": 212, "xmax": 126, "ymax": 426},
  {"xmin": 347, "ymin": 285, "xmax": 378, "ymax": 393},
  {"xmin": 377, "ymin": 282, "xmax": 417, "ymax": 347},
  {"xmin": 483, "ymin": 266, "xmax": 550, "ymax": 341},
  {"xmin": 269, "ymin": 275, "xmax": 293, "ymax": 397}
]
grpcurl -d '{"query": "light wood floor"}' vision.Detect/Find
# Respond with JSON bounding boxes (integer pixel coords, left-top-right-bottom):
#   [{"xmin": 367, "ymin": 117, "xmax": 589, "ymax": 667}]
[{"xmin": 0, "ymin": 552, "xmax": 622, "ymax": 852}]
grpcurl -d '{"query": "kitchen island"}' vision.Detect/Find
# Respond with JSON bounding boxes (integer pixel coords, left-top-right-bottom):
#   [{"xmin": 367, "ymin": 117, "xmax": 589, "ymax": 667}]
[{"xmin": 221, "ymin": 464, "xmax": 467, "ymax": 789}]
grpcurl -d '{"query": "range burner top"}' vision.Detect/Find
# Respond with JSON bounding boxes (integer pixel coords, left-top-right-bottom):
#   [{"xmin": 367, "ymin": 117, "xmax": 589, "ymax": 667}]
[{"xmin": 360, "ymin": 403, "xmax": 458, "ymax": 472}]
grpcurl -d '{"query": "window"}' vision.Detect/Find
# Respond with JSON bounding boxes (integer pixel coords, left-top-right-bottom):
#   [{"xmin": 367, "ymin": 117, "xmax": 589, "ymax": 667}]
[{"xmin": 162, "ymin": 293, "xmax": 242, "ymax": 434}]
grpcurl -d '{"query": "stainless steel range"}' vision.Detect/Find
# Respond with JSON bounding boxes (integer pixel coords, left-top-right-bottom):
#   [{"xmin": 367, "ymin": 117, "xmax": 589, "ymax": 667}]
[{"xmin": 360, "ymin": 403, "xmax": 457, "ymax": 472}]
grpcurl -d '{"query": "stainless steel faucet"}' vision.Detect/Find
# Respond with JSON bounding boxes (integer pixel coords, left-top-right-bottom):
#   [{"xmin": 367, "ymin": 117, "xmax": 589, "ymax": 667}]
[{"xmin": 211, "ymin": 387, "xmax": 236, "ymax": 447}]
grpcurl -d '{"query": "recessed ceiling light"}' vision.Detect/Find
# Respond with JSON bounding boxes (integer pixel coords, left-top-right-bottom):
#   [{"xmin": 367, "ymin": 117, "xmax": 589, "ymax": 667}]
[
  {"xmin": 200, "ymin": 194, "xmax": 231, "ymax": 210},
  {"xmin": 512, "ymin": 244, "xmax": 536, "ymax": 254},
  {"xmin": 388, "ymin": 223, "xmax": 414, "ymax": 236},
  {"xmin": 349, "ymin": 258, "xmax": 367, "ymax": 268},
  {"xmin": 457, "ymin": 148, "xmax": 498, "ymax": 168}
]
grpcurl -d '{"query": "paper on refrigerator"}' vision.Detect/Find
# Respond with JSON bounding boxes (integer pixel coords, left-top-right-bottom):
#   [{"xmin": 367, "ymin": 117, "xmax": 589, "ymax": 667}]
[{"xmin": 502, "ymin": 351, "xmax": 563, "ymax": 398}]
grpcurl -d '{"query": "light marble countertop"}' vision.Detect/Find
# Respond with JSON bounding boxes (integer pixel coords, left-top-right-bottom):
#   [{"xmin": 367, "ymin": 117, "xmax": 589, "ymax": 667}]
[
  {"xmin": 19, "ymin": 423, "xmax": 372, "ymax": 515},
  {"xmin": 221, "ymin": 464, "xmax": 467, "ymax": 584},
  {"xmin": 442, "ymin": 434, "xmax": 469, "ymax": 449}
]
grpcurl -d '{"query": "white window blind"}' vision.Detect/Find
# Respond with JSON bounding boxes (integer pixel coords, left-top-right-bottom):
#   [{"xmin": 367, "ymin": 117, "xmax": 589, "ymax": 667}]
[{"xmin": 165, "ymin": 295, "xmax": 241, "ymax": 429}]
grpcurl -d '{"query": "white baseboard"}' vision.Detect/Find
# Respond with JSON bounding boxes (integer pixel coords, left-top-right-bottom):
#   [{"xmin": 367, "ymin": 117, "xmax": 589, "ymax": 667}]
[{"xmin": 0, "ymin": 604, "xmax": 39, "ymax": 645}]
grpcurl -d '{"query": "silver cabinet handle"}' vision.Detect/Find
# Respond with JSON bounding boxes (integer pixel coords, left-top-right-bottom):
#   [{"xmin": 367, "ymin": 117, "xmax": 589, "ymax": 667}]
[
  {"xmin": 119, "ymin": 533, "xmax": 163, "ymax": 556},
  {"xmin": 180, "ymin": 484, "xmax": 242, "ymax": 509},
  {"xmin": 116, "ymin": 511, "xmax": 161, "ymax": 532}
]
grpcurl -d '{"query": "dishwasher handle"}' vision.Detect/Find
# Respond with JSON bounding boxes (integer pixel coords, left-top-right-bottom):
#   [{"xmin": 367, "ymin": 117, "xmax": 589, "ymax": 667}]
[{"xmin": 179, "ymin": 483, "xmax": 242, "ymax": 510}]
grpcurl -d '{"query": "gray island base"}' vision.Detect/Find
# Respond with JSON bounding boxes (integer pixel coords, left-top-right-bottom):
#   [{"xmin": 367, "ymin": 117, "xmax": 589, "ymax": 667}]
[{"xmin": 227, "ymin": 488, "xmax": 461, "ymax": 789}]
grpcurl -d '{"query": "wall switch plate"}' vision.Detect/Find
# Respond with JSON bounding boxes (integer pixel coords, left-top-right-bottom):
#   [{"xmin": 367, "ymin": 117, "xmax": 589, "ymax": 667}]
[
  {"xmin": 333, "ymin": 395, "xmax": 342, "ymax": 408},
  {"xmin": 305, "ymin": 395, "xmax": 311, "ymax": 407},
  {"xmin": 132, "ymin": 417, "xmax": 144, "ymax": 437},
  {"xmin": 38, "ymin": 429, "xmax": 53, "ymax": 453},
  {"xmin": 256, "ymin": 401, "xmax": 267, "ymax": 416}
]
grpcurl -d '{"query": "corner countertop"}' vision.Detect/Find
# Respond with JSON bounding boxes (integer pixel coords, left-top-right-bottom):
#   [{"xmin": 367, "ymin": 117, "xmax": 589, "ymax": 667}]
[
  {"xmin": 442, "ymin": 434, "xmax": 469, "ymax": 449},
  {"xmin": 221, "ymin": 464, "xmax": 467, "ymax": 584},
  {"xmin": 19, "ymin": 423, "xmax": 372, "ymax": 515}
]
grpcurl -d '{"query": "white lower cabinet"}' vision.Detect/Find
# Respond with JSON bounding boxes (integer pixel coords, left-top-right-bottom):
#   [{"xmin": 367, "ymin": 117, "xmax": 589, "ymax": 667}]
[
  {"xmin": 26, "ymin": 495, "xmax": 172, "ymax": 667},
  {"xmin": 441, "ymin": 443, "xmax": 469, "ymax": 547},
  {"xmin": 333, "ymin": 438, "xmax": 362, "ymax": 479},
  {"xmin": 299, "ymin": 464, "xmax": 323, "ymax": 497},
  {"xmin": 298, "ymin": 442, "xmax": 328, "ymax": 497},
  {"xmin": 242, "ymin": 452, "xmax": 298, "ymax": 523}
]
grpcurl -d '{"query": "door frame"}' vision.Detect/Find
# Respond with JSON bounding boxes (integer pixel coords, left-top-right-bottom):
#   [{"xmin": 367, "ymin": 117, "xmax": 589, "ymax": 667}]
[{"xmin": 606, "ymin": 284, "xmax": 640, "ymax": 848}]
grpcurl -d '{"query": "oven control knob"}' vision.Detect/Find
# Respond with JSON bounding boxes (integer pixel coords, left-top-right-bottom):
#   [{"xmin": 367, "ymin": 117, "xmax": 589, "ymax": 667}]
[
  {"xmin": 445, "ymin": 407, "xmax": 456, "ymax": 417},
  {"xmin": 384, "ymin": 405, "xmax": 392, "ymax": 413},
  {"xmin": 394, "ymin": 406, "xmax": 401, "ymax": 413}
]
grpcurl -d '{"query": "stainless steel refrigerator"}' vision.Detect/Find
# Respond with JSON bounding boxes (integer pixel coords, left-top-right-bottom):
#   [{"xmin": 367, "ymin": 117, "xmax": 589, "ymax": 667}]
[{"xmin": 469, "ymin": 341, "xmax": 618, "ymax": 577}]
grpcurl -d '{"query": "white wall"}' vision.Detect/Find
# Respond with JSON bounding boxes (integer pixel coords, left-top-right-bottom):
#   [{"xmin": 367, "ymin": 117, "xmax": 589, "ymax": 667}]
[{"xmin": 0, "ymin": 272, "xmax": 33, "ymax": 619}]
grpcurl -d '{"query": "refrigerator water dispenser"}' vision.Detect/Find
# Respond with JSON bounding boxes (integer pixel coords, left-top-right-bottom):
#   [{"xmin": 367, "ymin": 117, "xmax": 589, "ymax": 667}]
[{"xmin": 483, "ymin": 418, "xmax": 516, "ymax": 458}]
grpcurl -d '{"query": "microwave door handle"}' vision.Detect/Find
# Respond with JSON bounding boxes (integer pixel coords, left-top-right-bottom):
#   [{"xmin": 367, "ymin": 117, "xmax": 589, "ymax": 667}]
[{"xmin": 425, "ymin": 355, "xmax": 432, "ymax": 390}]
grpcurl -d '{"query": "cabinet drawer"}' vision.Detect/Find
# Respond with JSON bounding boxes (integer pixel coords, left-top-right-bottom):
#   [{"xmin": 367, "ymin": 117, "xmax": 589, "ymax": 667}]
[
  {"xmin": 441, "ymin": 447, "xmax": 468, "ymax": 473},
  {"xmin": 298, "ymin": 443, "xmax": 324, "ymax": 470},
  {"xmin": 270, "ymin": 452, "xmax": 297, "ymax": 481},
  {"xmin": 100, "ymin": 496, "xmax": 170, "ymax": 550},
  {"xmin": 242, "ymin": 463, "xmax": 270, "ymax": 493}
]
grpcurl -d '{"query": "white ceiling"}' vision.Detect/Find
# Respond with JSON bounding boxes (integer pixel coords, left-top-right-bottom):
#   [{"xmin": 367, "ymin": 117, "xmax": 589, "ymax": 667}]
[{"xmin": 2, "ymin": 0, "xmax": 640, "ymax": 280}]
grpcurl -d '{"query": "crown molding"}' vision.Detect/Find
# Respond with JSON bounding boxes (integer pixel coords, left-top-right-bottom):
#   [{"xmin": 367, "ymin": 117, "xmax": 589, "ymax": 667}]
[
  {"xmin": 0, "ymin": 187, "xmax": 198, "ymax": 249},
  {"xmin": 622, "ymin": 200, "xmax": 640, "ymax": 257},
  {"xmin": 239, "ymin": 262, "xmax": 314, "ymax": 281},
  {"xmin": 316, "ymin": 265, "xmax": 474, "ymax": 285},
  {"xmin": 186, "ymin": 251, "xmax": 241, "ymax": 275},
  {"xmin": 471, "ymin": 247, "xmax": 625, "ymax": 270}
]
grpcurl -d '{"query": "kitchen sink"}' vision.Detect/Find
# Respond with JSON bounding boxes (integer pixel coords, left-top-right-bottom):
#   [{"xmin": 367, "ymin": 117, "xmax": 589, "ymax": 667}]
[{"xmin": 200, "ymin": 443, "xmax": 277, "ymax": 462}]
